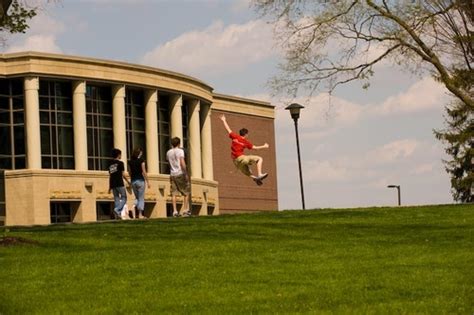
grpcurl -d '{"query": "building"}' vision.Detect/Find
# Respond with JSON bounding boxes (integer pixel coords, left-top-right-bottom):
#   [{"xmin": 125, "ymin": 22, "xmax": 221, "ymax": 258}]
[{"xmin": 0, "ymin": 52, "xmax": 278, "ymax": 226}]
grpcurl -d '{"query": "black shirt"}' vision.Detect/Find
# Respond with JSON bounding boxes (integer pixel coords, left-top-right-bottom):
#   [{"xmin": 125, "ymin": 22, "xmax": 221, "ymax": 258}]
[
  {"xmin": 128, "ymin": 158, "xmax": 145, "ymax": 181},
  {"xmin": 108, "ymin": 159, "xmax": 125, "ymax": 189}
]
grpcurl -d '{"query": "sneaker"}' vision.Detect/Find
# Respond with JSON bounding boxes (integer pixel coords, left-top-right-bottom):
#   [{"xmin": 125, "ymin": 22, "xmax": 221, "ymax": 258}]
[
  {"xmin": 183, "ymin": 210, "xmax": 192, "ymax": 217},
  {"xmin": 253, "ymin": 177, "xmax": 263, "ymax": 186},
  {"xmin": 257, "ymin": 173, "xmax": 268, "ymax": 181},
  {"xmin": 121, "ymin": 204, "xmax": 129, "ymax": 220},
  {"xmin": 114, "ymin": 211, "xmax": 122, "ymax": 220},
  {"xmin": 173, "ymin": 212, "xmax": 181, "ymax": 217}
]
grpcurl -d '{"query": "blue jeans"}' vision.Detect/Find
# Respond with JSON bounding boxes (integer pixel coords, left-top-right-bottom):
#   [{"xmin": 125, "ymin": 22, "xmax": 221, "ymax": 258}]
[
  {"xmin": 112, "ymin": 186, "xmax": 127, "ymax": 216},
  {"xmin": 132, "ymin": 179, "xmax": 145, "ymax": 212}
]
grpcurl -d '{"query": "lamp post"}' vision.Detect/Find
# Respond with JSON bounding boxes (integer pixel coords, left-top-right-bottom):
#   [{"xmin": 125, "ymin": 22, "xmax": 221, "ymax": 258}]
[
  {"xmin": 285, "ymin": 103, "xmax": 305, "ymax": 210},
  {"xmin": 387, "ymin": 185, "xmax": 401, "ymax": 206}
]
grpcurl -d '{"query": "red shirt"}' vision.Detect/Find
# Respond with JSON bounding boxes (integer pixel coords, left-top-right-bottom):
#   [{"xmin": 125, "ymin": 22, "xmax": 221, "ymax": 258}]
[{"xmin": 229, "ymin": 132, "xmax": 253, "ymax": 159}]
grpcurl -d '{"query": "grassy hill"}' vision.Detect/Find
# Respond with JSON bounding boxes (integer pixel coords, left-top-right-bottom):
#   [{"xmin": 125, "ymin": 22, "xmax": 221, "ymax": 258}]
[{"xmin": 0, "ymin": 204, "xmax": 473, "ymax": 314}]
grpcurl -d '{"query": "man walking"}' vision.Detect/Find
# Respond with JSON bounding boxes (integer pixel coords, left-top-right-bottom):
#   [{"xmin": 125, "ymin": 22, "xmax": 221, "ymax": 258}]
[
  {"xmin": 108, "ymin": 148, "xmax": 131, "ymax": 219},
  {"xmin": 219, "ymin": 114, "xmax": 269, "ymax": 185},
  {"xmin": 166, "ymin": 137, "xmax": 191, "ymax": 217}
]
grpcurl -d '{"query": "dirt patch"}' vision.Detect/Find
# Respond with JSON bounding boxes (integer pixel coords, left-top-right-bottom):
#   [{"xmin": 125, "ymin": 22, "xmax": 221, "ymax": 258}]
[{"xmin": 0, "ymin": 237, "xmax": 39, "ymax": 247}]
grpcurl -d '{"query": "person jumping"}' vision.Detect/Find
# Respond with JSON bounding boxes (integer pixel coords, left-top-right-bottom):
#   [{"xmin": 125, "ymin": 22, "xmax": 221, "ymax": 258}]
[{"xmin": 220, "ymin": 114, "xmax": 269, "ymax": 185}]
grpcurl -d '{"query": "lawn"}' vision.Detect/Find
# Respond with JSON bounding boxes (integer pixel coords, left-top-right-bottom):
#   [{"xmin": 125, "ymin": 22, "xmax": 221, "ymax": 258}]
[{"xmin": 0, "ymin": 204, "xmax": 473, "ymax": 314}]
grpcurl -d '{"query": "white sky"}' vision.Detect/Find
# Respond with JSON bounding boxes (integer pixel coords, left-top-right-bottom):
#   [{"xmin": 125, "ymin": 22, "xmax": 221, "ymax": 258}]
[{"xmin": 1, "ymin": 0, "xmax": 455, "ymax": 209}]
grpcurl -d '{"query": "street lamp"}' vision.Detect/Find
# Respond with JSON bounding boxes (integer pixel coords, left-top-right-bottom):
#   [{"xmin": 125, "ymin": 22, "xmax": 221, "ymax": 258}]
[
  {"xmin": 387, "ymin": 185, "xmax": 401, "ymax": 206},
  {"xmin": 285, "ymin": 103, "xmax": 306, "ymax": 210}
]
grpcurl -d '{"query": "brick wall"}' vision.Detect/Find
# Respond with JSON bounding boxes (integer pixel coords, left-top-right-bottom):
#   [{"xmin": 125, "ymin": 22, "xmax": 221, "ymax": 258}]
[{"xmin": 211, "ymin": 110, "xmax": 278, "ymax": 213}]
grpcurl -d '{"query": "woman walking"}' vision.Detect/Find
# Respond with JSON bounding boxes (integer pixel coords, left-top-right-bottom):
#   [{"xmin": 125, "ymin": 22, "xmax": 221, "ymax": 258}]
[{"xmin": 128, "ymin": 147, "xmax": 151, "ymax": 219}]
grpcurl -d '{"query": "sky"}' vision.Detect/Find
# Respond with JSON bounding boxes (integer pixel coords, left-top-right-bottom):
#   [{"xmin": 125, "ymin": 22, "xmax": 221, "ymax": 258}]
[{"xmin": 1, "ymin": 0, "xmax": 455, "ymax": 209}]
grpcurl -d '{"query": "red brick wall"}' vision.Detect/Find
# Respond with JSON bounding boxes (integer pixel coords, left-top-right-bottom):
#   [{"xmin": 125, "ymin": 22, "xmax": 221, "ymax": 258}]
[{"xmin": 211, "ymin": 110, "xmax": 278, "ymax": 213}]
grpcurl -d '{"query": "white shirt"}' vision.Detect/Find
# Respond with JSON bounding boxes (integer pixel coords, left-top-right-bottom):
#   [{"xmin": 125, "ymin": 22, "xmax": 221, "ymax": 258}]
[{"xmin": 166, "ymin": 147, "xmax": 185, "ymax": 176}]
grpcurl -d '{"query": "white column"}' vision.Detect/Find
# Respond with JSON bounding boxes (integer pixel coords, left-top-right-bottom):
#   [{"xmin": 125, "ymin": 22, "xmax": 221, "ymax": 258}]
[
  {"xmin": 24, "ymin": 77, "xmax": 41, "ymax": 169},
  {"xmin": 112, "ymin": 85, "xmax": 127, "ymax": 166},
  {"xmin": 145, "ymin": 89, "xmax": 159, "ymax": 174},
  {"xmin": 170, "ymin": 94, "xmax": 183, "ymax": 141},
  {"xmin": 189, "ymin": 99, "xmax": 202, "ymax": 179},
  {"xmin": 201, "ymin": 103, "xmax": 214, "ymax": 180},
  {"xmin": 72, "ymin": 81, "xmax": 87, "ymax": 171}
]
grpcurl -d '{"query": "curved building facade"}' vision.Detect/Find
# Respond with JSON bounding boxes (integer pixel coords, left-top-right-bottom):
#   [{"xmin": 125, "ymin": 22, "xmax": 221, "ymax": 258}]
[{"xmin": 0, "ymin": 52, "xmax": 278, "ymax": 226}]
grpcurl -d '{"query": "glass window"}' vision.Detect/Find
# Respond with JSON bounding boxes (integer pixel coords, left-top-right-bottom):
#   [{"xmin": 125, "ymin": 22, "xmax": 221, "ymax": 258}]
[
  {"xmin": 14, "ymin": 157, "xmax": 25, "ymax": 169},
  {"xmin": 39, "ymin": 79, "xmax": 74, "ymax": 169},
  {"xmin": 50, "ymin": 202, "xmax": 72, "ymax": 223},
  {"xmin": 0, "ymin": 97, "xmax": 9, "ymax": 110},
  {"xmin": 86, "ymin": 84, "xmax": 113, "ymax": 170},
  {"xmin": 0, "ymin": 158, "xmax": 12, "ymax": 170},
  {"xmin": 13, "ymin": 126, "xmax": 25, "ymax": 155},
  {"xmin": 125, "ymin": 88, "xmax": 146, "ymax": 157},
  {"xmin": 0, "ymin": 79, "xmax": 25, "ymax": 170},
  {"xmin": 12, "ymin": 97, "xmax": 23, "ymax": 109},
  {"xmin": 40, "ymin": 126, "xmax": 51, "ymax": 154},
  {"xmin": 13, "ymin": 112, "xmax": 24, "ymax": 124},
  {"xmin": 0, "ymin": 127, "xmax": 11, "ymax": 155},
  {"xmin": 0, "ymin": 111, "xmax": 9, "ymax": 124},
  {"xmin": 158, "ymin": 94, "xmax": 171, "ymax": 174},
  {"xmin": 0, "ymin": 79, "xmax": 9, "ymax": 95}
]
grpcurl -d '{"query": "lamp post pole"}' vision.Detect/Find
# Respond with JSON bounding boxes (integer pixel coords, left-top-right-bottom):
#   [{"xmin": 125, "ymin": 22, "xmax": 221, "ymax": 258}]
[
  {"xmin": 387, "ymin": 185, "xmax": 401, "ymax": 206},
  {"xmin": 285, "ymin": 103, "xmax": 306, "ymax": 210}
]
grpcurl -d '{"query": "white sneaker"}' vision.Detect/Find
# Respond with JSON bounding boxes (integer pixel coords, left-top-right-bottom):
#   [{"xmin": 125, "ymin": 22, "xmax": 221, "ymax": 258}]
[{"xmin": 121, "ymin": 204, "xmax": 129, "ymax": 220}]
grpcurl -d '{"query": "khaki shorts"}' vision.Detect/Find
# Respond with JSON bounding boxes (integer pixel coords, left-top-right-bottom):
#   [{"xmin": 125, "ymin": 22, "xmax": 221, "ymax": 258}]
[
  {"xmin": 170, "ymin": 174, "xmax": 190, "ymax": 196},
  {"xmin": 233, "ymin": 155, "xmax": 260, "ymax": 176}
]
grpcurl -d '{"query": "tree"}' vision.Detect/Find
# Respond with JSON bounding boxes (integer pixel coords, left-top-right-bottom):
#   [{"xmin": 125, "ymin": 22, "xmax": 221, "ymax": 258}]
[
  {"xmin": 435, "ymin": 99, "xmax": 473, "ymax": 202},
  {"xmin": 0, "ymin": 0, "xmax": 36, "ymax": 35},
  {"xmin": 253, "ymin": 0, "xmax": 473, "ymax": 110},
  {"xmin": 255, "ymin": 0, "xmax": 473, "ymax": 202}
]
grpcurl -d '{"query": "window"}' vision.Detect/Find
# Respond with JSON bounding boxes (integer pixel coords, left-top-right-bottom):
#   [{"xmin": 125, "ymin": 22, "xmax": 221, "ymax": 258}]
[
  {"xmin": 125, "ymin": 88, "xmax": 146, "ymax": 158},
  {"xmin": 0, "ymin": 79, "xmax": 25, "ymax": 170},
  {"xmin": 86, "ymin": 84, "xmax": 113, "ymax": 170},
  {"xmin": 39, "ymin": 80, "xmax": 74, "ymax": 169},
  {"xmin": 157, "ymin": 94, "xmax": 170, "ymax": 174},
  {"xmin": 96, "ymin": 202, "xmax": 114, "ymax": 221},
  {"xmin": 50, "ymin": 202, "xmax": 73, "ymax": 223}
]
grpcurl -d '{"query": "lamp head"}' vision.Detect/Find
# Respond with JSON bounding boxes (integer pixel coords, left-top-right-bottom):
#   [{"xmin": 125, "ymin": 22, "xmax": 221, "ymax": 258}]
[{"xmin": 285, "ymin": 103, "xmax": 304, "ymax": 120}]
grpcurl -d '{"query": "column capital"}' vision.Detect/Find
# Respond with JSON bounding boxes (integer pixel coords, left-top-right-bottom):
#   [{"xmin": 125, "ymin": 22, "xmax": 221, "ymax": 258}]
[
  {"xmin": 145, "ymin": 89, "xmax": 158, "ymax": 103},
  {"xmin": 190, "ymin": 99, "xmax": 200, "ymax": 112},
  {"xmin": 24, "ymin": 76, "xmax": 39, "ymax": 91},
  {"xmin": 72, "ymin": 81, "xmax": 86, "ymax": 94},
  {"xmin": 112, "ymin": 84, "xmax": 126, "ymax": 98}
]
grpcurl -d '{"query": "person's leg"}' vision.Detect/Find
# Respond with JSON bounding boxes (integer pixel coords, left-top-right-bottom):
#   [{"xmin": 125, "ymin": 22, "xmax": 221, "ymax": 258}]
[
  {"xmin": 134, "ymin": 180, "xmax": 146, "ymax": 218},
  {"xmin": 170, "ymin": 176, "xmax": 180, "ymax": 217},
  {"xmin": 172, "ymin": 195, "xmax": 178, "ymax": 216},
  {"xmin": 256, "ymin": 156, "xmax": 264, "ymax": 177},
  {"xmin": 118, "ymin": 186, "xmax": 128, "ymax": 219},
  {"xmin": 113, "ymin": 187, "xmax": 127, "ymax": 218},
  {"xmin": 182, "ymin": 193, "xmax": 190, "ymax": 215},
  {"xmin": 179, "ymin": 174, "xmax": 191, "ymax": 214},
  {"xmin": 112, "ymin": 188, "xmax": 122, "ymax": 218},
  {"xmin": 131, "ymin": 181, "xmax": 139, "ymax": 218}
]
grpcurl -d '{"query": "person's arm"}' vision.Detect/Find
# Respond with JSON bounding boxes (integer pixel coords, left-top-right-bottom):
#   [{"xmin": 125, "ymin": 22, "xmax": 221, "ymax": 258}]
[
  {"xmin": 122, "ymin": 172, "xmax": 131, "ymax": 186},
  {"xmin": 220, "ymin": 114, "xmax": 232, "ymax": 134},
  {"xmin": 122, "ymin": 163, "xmax": 131, "ymax": 186},
  {"xmin": 252, "ymin": 143, "xmax": 269, "ymax": 150},
  {"xmin": 179, "ymin": 157, "xmax": 188, "ymax": 178},
  {"xmin": 141, "ymin": 161, "xmax": 150, "ymax": 188}
]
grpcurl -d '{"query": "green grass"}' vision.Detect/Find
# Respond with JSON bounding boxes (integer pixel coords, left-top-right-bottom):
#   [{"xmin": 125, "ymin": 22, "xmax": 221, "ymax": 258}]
[{"xmin": 0, "ymin": 204, "xmax": 473, "ymax": 314}]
